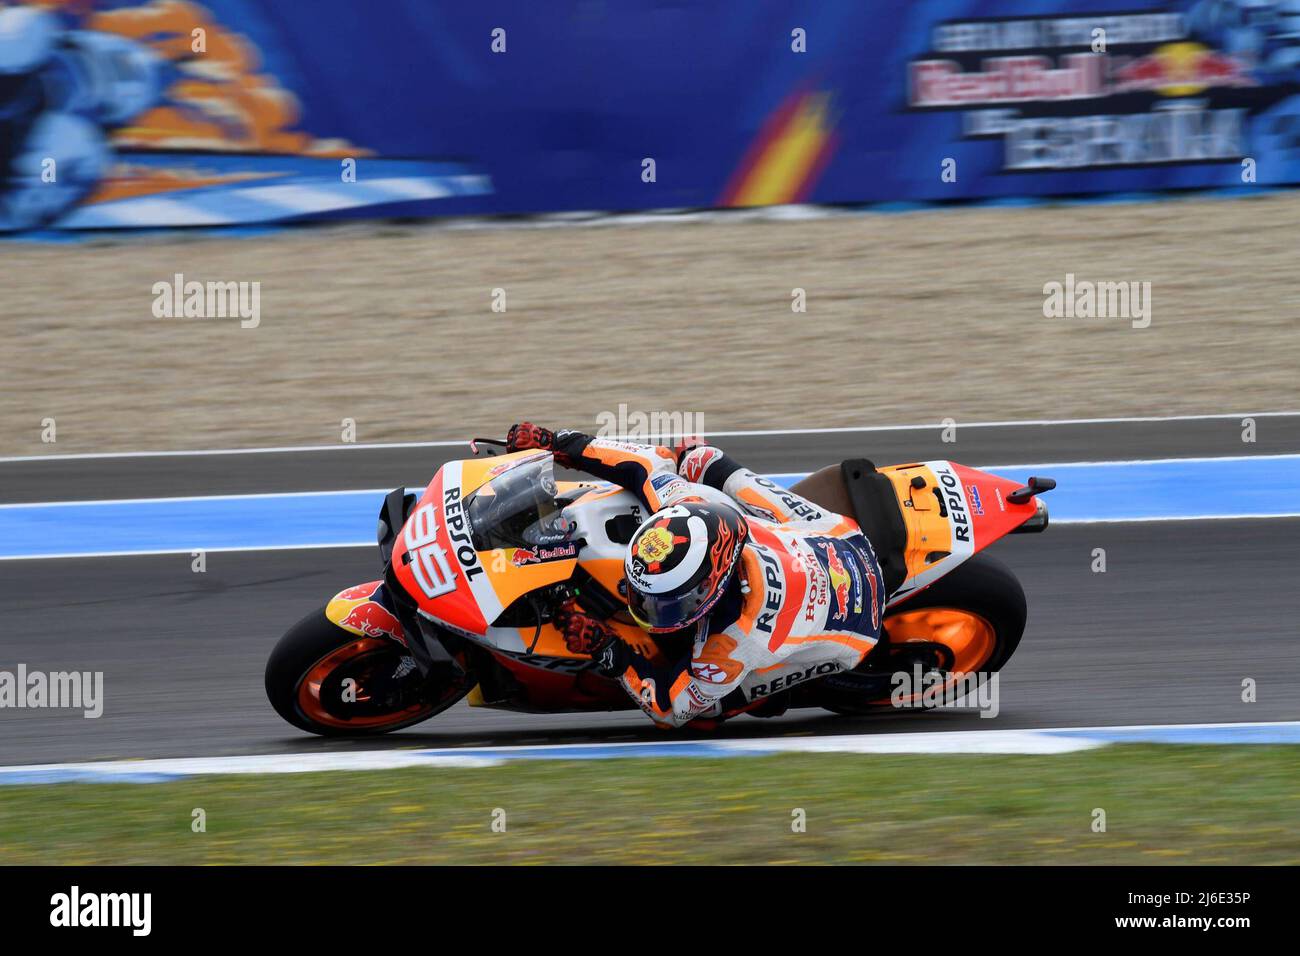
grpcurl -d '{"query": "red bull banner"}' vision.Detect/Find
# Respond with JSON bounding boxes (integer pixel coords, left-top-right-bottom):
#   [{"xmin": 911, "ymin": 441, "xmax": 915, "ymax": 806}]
[{"xmin": 900, "ymin": 3, "xmax": 1300, "ymax": 184}]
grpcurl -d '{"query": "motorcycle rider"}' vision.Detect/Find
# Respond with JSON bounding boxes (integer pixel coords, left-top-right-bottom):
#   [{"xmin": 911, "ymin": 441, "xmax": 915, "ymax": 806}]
[{"xmin": 504, "ymin": 422, "xmax": 888, "ymax": 728}]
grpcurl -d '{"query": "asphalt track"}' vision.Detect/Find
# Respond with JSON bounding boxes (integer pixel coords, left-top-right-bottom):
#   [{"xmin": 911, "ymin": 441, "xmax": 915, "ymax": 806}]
[{"xmin": 2, "ymin": 415, "xmax": 1298, "ymax": 766}]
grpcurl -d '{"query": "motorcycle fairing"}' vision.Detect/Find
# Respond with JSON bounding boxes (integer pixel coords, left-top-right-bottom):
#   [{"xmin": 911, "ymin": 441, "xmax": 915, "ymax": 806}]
[
  {"xmin": 325, "ymin": 580, "xmax": 407, "ymax": 645},
  {"xmin": 390, "ymin": 462, "xmax": 498, "ymax": 635},
  {"xmin": 880, "ymin": 460, "xmax": 1043, "ymax": 606},
  {"xmin": 390, "ymin": 453, "xmax": 592, "ymax": 635},
  {"xmin": 389, "ymin": 453, "xmax": 645, "ymax": 656},
  {"xmin": 462, "ymin": 476, "xmax": 660, "ymax": 664}
]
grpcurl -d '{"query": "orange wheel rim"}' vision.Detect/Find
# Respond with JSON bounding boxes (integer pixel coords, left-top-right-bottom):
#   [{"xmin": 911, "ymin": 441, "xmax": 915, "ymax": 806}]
[
  {"xmin": 296, "ymin": 637, "xmax": 434, "ymax": 730},
  {"xmin": 884, "ymin": 608, "xmax": 997, "ymax": 675}
]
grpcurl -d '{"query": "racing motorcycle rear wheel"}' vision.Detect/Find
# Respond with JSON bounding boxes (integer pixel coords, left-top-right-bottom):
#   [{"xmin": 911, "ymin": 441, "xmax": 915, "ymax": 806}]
[
  {"xmin": 265, "ymin": 608, "xmax": 470, "ymax": 736},
  {"xmin": 810, "ymin": 552, "xmax": 1026, "ymax": 716}
]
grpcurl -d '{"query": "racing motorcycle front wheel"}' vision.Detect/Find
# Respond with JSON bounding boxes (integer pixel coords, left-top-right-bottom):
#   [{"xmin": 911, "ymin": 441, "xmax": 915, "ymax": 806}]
[
  {"xmin": 808, "ymin": 552, "xmax": 1027, "ymax": 716},
  {"xmin": 265, "ymin": 608, "xmax": 471, "ymax": 736}
]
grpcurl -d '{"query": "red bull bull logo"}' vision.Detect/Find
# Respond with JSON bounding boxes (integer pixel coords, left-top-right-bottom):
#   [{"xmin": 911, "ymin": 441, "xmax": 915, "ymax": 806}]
[
  {"xmin": 326, "ymin": 581, "xmax": 405, "ymax": 644},
  {"xmin": 339, "ymin": 601, "xmax": 404, "ymax": 642},
  {"xmin": 1113, "ymin": 42, "xmax": 1254, "ymax": 97},
  {"xmin": 816, "ymin": 538, "xmax": 880, "ymax": 631}
]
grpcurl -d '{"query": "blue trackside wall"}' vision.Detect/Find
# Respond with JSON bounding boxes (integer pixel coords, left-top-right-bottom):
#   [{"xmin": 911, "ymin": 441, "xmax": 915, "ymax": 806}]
[{"xmin": 3, "ymin": 0, "xmax": 1298, "ymax": 231}]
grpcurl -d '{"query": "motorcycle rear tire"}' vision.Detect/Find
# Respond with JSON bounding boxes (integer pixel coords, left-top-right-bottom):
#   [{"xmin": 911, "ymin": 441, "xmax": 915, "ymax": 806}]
[{"xmin": 813, "ymin": 552, "xmax": 1026, "ymax": 716}]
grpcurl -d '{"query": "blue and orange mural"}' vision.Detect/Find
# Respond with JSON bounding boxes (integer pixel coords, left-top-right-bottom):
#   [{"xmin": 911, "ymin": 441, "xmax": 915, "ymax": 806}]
[
  {"xmin": 0, "ymin": 0, "xmax": 489, "ymax": 230},
  {"xmin": 2, "ymin": 0, "xmax": 1300, "ymax": 232}
]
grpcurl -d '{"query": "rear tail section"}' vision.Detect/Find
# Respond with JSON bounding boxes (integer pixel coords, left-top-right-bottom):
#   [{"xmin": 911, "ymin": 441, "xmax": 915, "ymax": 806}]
[
  {"xmin": 791, "ymin": 458, "xmax": 1053, "ymax": 606},
  {"xmin": 876, "ymin": 460, "xmax": 1052, "ymax": 606}
]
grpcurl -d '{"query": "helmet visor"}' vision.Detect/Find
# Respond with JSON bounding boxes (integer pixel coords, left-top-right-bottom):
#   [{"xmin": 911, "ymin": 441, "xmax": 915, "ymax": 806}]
[{"xmin": 626, "ymin": 562, "xmax": 735, "ymax": 633}]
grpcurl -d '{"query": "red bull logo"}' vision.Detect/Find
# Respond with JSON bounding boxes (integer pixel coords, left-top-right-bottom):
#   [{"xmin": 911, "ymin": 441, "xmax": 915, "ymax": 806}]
[
  {"xmin": 339, "ymin": 601, "xmax": 404, "ymax": 642},
  {"xmin": 1113, "ymin": 43, "xmax": 1253, "ymax": 97},
  {"xmin": 511, "ymin": 542, "xmax": 579, "ymax": 566},
  {"xmin": 326, "ymin": 581, "xmax": 405, "ymax": 644}
]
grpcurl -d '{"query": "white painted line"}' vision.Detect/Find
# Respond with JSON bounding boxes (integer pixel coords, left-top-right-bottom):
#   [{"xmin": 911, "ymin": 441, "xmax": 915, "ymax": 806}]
[
  {"xmin": 927, "ymin": 718, "xmax": 1298, "ymax": 735},
  {"xmin": 2, "ymin": 721, "xmax": 1295, "ymax": 784},
  {"xmin": 2, "ymin": 411, "xmax": 1297, "ymax": 463},
  {"xmin": 0, "ymin": 439, "xmax": 475, "ymax": 463},
  {"xmin": 0, "ymin": 542, "xmax": 374, "ymax": 562},
  {"xmin": 0, "ymin": 487, "xmax": 394, "ymax": 510},
  {"xmin": 0, "ymin": 750, "xmax": 503, "ymax": 781},
  {"xmin": 0, "ymin": 733, "xmax": 1096, "ymax": 782},
  {"xmin": 1050, "ymin": 512, "xmax": 1300, "ymax": 524},
  {"xmin": 699, "ymin": 411, "xmax": 1300, "ymax": 437},
  {"xmin": 981, "ymin": 451, "xmax": 1300, "ymax": 470},
  {"xmin": 723, "ymin": 731, "xmax": 1100, "ymax": 755}
]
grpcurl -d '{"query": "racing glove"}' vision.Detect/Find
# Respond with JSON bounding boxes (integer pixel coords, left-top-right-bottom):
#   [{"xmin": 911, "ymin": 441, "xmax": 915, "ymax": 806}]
[
  {"xmin": 505, "ymin": 422, "xmax": 579, "ymax": 466},
  {"xmin": 554, "ymin": 600, "xmax": 623, "ymax": 657},
  {"xmin": 506, "ymin": 421, "xmax": 556, "ymax": 453}
]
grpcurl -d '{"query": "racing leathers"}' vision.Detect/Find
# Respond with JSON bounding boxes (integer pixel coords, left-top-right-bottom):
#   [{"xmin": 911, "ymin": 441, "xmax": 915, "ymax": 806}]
[{"xmin": 548, "ymin": 430, "xmax": 888, "ymax": 728}]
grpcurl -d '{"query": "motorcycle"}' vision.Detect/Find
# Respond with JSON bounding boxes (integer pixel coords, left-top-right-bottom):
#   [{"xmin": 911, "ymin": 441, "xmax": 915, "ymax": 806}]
[{"xmin": 265, "ymin": 442, "xmax": 1054, "ymax": 735}]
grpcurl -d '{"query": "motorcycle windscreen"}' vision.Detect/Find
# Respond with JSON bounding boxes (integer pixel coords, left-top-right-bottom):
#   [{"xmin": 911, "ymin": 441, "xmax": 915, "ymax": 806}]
[
  {"xmin": 464, "ymin": 456, "xmax": 583, "ymax": 612},
  {"xmin": 465, "ymin": 457, "xmax": 573, "ymax": 550}
]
